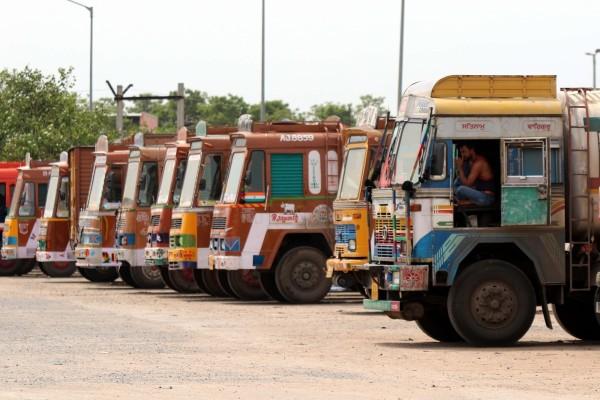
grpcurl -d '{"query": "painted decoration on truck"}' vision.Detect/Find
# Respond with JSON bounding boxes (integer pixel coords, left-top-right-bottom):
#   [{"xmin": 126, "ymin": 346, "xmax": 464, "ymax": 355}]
[{"xmin": 308, "ymin": 150, "xmax": 321, "ymax": 195}]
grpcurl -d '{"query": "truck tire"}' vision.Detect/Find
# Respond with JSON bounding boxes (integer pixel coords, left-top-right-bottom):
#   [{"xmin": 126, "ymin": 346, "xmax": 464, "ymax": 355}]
[
  {"xmin": 0, "ymin": 260, "xmax": 20, "ymax": 276},
  {"xmin": 129, "ymin": 265, "xmax": 165, "ymax": 289},
  {"xmin": 416, "ymin": 305, "xmax": 463, "ymax": 342},
  {"xmin": 447, "ymin": 260, "xmax": 536, "ymax": 346},
  {"xmin": 39, "ymin": 261, "xmax": 76, "ymax": 278},
  {"xmin": 275, "ymin": 247, "xmax": 332, "ymax": 304},
  {"xmin": 159, "ymin": 266, "xmax": 173, "ymax": 289},
  {"xmin": 227, "ymin": 270, "xmax": 270, "ymax": 300},
  {"xmin": 168, "ymin": 268, "xmax": 202, "ymax": 294},
  {"xmin": 217, "ymin": 270, "xmax": 238, "ymax": 298},
  {"xmin": 194, "ymin": 269, "xmax": 228, "ymax": 297},
  {"xmin": 553, "ymin": 292, "xmax": 600, "ymax": 340},
  {"xmin": 78, "ymin": 267, "xmax": 119, "ymax": 283},
  {"xmin": 258, "ymin": 270, "xmax": 286, "ymax": 302},
  {"xmin": 119, "ymin": 264, "xmax": 138, "ymax": 288},
  {"xmin": 16, "ymin": 259, "xmax": 36, "ymax": 276}
]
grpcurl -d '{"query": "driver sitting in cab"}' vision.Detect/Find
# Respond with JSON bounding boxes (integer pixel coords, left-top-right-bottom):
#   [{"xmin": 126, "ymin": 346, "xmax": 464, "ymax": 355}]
[{"xmin": 454, "ymin": 143, "xmax": 495, "ymax": 206}]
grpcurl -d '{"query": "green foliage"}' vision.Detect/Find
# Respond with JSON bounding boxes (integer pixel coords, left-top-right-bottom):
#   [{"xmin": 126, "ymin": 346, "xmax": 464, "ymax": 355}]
[
  {"xmin": 196, "ymin": 94, "xmax": 249, "ymax": 126},
  {"xmin": 308, "ymin": 102, "xmax": 355, "ymax": 125},
  {"xmin": 0, "ymin": 67, "xmax": 114, "ymax": 161},
  {"xmin": 248, "ymin": 100, "xmax": 297, "ymax": 122},
  {"xmin": 356, "ymin": 94, "xmax": 388, "ymax": 116}
]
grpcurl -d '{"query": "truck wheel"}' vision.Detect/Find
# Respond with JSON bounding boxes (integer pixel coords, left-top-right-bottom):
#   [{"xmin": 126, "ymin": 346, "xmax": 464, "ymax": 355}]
[
  {"xmin": 258, "ymin": 270, "xmax": 286, "ymax": 302},
  {"xmin": 447, "ymin": 260, "xmax": 536, "ymax": 346},
  {"xmin": 39, "ymin": 262, "xmax": 77, "ymax": 278},
  {"xmin": 0, "ymin": 260, "xmax": 20, "ymax": 276},
  {"xmin": 275, "ymin": 247, "xmax": 332, "ymax": 304},
  {"xmin": 16, "ymin": 259, "xmax": 37, "ymax": 276},
  {"xmin": 217, "ymin": 270, "xmax": 238, "ymax": 298},
  {"xmin": 227, "ymin": 270, "xmax": 270, "ymax": 300},
  {"xmin": 129, "ymin": 265, "xmax": 165, "ymax": 289},
  {"xmin": 78, "ymin": 267, "xmax": 119, "ymax": 282},
  {"xmin": 119, "ymin": 264, "xmax": 138, "ymax": 288},
  {"xmin": 553, "ymin": 292, "xmax": 600, "ymax": 340},
  {"xmin": 416, "ymin": 305, "xmax": 463, "ymax": 342},
  {"xmin": 194, "ymin": 269, "xmax": 228, "ymax": 297},
  {"xmin": 168, "ymin": 269, "xmax": 202, "ymax": 293},
  {"xmin": 159, "ymin": 266, "xmax": 174, "ymax": 289}
]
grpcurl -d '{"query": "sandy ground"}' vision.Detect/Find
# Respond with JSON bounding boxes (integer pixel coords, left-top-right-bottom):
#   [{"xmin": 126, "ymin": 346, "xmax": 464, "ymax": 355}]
[{"xmin": 0, "ymin": 271, "xmax": 599, "ymax": 400}]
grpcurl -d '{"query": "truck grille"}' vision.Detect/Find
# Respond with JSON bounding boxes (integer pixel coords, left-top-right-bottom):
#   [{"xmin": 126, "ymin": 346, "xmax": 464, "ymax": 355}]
[
  {"xmin": 334, "ymin": 224, "xmax": 356, "ymax": 244},
  {"xmin": 151, "ymin": 215, "xmax": 161, "ymax": 226},
  {"xmin": 171, "ymin": 218, "xmax": 182, "ymax": 229},
  {"xmin": 211, "ymin": 217, "xmax": 227, "ymax": 230}
]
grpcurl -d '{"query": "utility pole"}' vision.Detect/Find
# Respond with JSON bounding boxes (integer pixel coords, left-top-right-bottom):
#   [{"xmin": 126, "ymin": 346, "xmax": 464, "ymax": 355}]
[
  {"xmin": 585, "ymin": 50, "xmax": 600, "ymax": 89},
  {"xmin": 260, "ymin": 0, "xmax": 266, "ymax": 121},
  {"xmin": 106, "ymin": 82, "xmax": 185, "ymax": 139},
  {"xmin": 397, "ymin": 0, "xmax": 405, "ymax": 113},
  {"xmin": 66, "ymin": 0, "xmax": 93, "ymax": 110}
]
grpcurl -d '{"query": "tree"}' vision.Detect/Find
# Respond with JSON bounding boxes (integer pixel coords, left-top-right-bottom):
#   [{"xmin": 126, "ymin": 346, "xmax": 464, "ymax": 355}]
[
  {"xmin": 248, "ymin": 100, "xmax": 297, "ymax": 122},
  {"xmin": 0, "ymin": 67, "xmax": 114, "ymax": 161},
  {"xmin": 355, "ymin": 94, "xmax": 388, "ymax": 116},
  {"xmin": 196, "ymin": 94, "xmax": 249, "ymax": 126},
  {"xmin": 308, "ymin": 102, "xmax": 355, "ymax": 125}
]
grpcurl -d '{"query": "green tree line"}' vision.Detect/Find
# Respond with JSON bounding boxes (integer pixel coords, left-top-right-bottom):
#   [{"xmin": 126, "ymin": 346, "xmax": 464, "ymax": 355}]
[{"xmin": 0, "ymin": 67, "xmax": 388, "ymax": 160}]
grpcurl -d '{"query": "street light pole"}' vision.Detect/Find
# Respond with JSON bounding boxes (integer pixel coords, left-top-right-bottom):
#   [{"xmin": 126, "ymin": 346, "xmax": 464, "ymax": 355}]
[
  {"xmin": 260, "ymin": 0, "xmax": 266, "ymax": 121},
  {"xmin": 397, "ymin": 0, "xmax": 405, "ymax": 113},
  {"xmin": 585, "ymin": 49, "xmax": 600, "ymax": 89},
  {"xmin": 66, "ymin": 0, "xmax": 93, "ymax": 111}
]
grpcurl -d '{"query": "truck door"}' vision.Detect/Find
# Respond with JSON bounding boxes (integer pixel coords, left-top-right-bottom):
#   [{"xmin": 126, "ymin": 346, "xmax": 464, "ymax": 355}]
[{"xmin": 501, "ymin": 138, "xmax": 549, "ymax": 225}]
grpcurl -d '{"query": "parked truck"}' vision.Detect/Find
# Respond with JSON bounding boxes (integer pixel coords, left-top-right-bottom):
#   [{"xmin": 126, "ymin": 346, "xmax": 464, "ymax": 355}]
[
  {"xmin": 326, "ymin": 110, "xmax": 395, "ymax": 293},
  {"xmin": 362, "ymin": 75, "xmax": 600, "ymax": 345},
  {"xmin": 36, "ymin": 147, "xmax": 95, "ymax": 277},
  {"xmin": 1, "ymin": 155, "xmax": 50, "ymax": 275},
  {"xmin": 154, "ymin": 124, "xmax": 234, "ymax": 293},
  {"xmin": 116, "ymin": 133, "xmax": 176, "ymax": 289},
  {"xmin": 0, "ymin": 161, "xmax": 24, "ymax": 275},
  {"xmin": 208, "ymin": 119, "xmax": 344, "ymax": 303},
  {"xmin": 75, "ymin": 136, "xmax": 130, "ymax": 282}
]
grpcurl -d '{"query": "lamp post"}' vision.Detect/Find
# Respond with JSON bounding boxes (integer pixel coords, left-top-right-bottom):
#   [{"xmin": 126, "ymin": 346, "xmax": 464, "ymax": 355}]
[
  {"xmin": 260, "ymin": 0, "xmax": 266, "ymax": 121},
  {"xmin": 66, "ymin": 0, "xmax": 93, "ymax": 111},
  {"xmin": 397, "ymin": 0, "xmax": 405, "ymax": 113},
  {"xmin": 585, "ymin": 49, "xmax": 600, "ymax": 89}
]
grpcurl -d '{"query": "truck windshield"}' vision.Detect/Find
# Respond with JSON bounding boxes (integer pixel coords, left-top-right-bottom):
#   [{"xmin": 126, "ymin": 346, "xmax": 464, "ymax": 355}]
[
  {"xmin": 137, "ymin": 162, "xmax": 159, "ymax": 207},
  {"xmin": 56, "ymin": 177, "xmax": 69, "ymax": 217},
  {"xmin": 87, "ymin": 165, "xmax": 106, "ymax": 211},
  {"xmin": 222, "ymin": 152, "xmax": 245, "ymax": 204},
  {"xmin": 393, "ymin": 121, "xmax": 425, "ymax": 184},
  {"xmin": 337, "ymin": 148, "xmax": 367, "ymax": 200},
  {"xmin": 43, "ymin": 170, "xmax": 60, "ymax": 218},
  {"xmin": 121, "ymin": 160, "xmax": 140, "ymax": 208},
  {"xmin": 179, "ymin": 153, "xmax": 202, "ymax": 208},
  {"xmin": 156, "ymin": 158, "xmax": 176, "ymax": 205},
  {"xmin": 172, "ymin": 160, "xmax": 187, "ymax": 206},
  {"xmin": 198, "ymin": 154, "xmax": 222, "ymax": 204},
  {"xmin": 7, "ymin": 176, "xmax": 23, "ymax": 218}
]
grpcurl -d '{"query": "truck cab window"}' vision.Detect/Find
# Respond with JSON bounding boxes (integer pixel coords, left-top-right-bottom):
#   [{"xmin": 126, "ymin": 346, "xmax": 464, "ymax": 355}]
[
  {"xmin": 38, "ymin": 183, "xmax": 48, "ymax": 209},
  {"xmin": 243, "ymin": 151, "xmax": 265, "ymax": 201},
  {"xmin": 507, "ymin": 144, "xmax": 544, "ymax": 177},
  {"xmin": 198, "ymin": 154, "xmax": 222, "ymax": 203},
  {"xmin": 0, "ymin": 183, "xmax": 6, "ymax": 222},
  {"xmin": 137, "ymin": 162, "xmax": 159, "ymax": 207},
  {"xmin": 18, "ymin": 182, "xmax": 35, "ymax": 217},
  {"xmin": 56, "ymin": 177, "xmax": 70, "ymax": 218},
  {"xmin": 429, "ymin": 142, "xmax": 447, "ymax": 179}
]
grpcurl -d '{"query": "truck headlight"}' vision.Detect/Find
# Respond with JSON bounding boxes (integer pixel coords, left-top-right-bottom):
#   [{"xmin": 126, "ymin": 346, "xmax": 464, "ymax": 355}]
[
  {"xmin": 220, "ymin": 239, "xmax": 226, "ymax": 251},
  {"xmin": 348, "ymin": 239, "xmax": 356, "ymax": 252}
]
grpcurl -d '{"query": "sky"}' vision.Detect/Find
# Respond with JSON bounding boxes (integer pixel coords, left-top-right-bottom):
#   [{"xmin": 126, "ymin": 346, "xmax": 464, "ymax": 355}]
[{"xmin": 2, "ymin": 0, "xmax": 600, "ymax": 113}]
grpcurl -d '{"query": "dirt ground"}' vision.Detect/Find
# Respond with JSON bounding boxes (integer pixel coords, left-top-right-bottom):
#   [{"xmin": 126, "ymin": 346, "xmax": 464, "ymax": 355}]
[{"xmin": 0, "ymin": 271, "xmax": 599, "ymax": 400}]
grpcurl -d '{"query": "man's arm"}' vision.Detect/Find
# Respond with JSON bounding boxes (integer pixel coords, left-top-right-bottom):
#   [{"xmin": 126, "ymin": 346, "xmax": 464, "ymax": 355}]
[{"xmin": 459, "ymin": 160, "xmax": 482, "ymax": 187}]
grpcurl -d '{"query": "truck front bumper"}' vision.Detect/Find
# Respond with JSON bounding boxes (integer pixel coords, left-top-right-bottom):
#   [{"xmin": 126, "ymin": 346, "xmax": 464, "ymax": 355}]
[
  {"xmin": 144, "ymin": 246, "xmax": 168, "ymax": 266},
  {"xmin": 75, "ymin": 246, "xmax": 120, "ymax": 268},
  {"xmin": 326, "ymin": 257, "xmax": 368, "ymax": 278}
]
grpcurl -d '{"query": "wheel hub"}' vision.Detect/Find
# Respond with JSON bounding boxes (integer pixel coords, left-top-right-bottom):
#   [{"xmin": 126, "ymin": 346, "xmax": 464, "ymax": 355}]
[
  {"xmin": 292, "ymin": 261, "xmax": 319, "ymax": 289},
  {"xmin": 141, "ymin": 265, "xmax": 162, "ymax": 280},
  {"xmin": 471, "ymin": 281, "xmax": 517, "ymax": 328}
]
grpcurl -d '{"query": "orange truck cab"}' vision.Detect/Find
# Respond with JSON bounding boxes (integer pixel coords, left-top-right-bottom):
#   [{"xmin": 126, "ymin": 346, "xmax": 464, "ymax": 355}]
[
  {"xmin": 116, "ymin": 133, "xmax": 175, "ymax": 289},
  {"xmin": 75, "ymin": 136, "xmax": 130, "ymax": 282},
  {"xmin": 209, "ymin": 118, "xmax": 344, "ymax": 303},
  {"xmin": 1, "ymin": 154, "xmax": 50, "ymax": 275},
  {"xmin": 148, "ymin": 124, "xmax": 235, "ymax": 293},
  {"xmin": 0, "ymin": 162, "xmax": 23, "ymax": 275},
  {"xmin": 36, "ymin": 147, "xmax": 95, "ymax": 277}
]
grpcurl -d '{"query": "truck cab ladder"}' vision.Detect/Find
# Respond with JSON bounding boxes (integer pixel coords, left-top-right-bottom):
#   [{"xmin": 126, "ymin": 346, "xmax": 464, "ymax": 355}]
[{"xmin": 563, "ymin": 88, "xmax": 593, "ymax": 291}]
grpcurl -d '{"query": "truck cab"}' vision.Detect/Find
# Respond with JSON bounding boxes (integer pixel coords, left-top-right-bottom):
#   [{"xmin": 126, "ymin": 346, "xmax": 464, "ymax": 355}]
[
  {"xmin": 75, "ymin": 136, "xmax": 129, "ymax": 282},
  {"xmin": 37, "ymin": 147, "xmax": 94, "ymax": 277},
  {"xmin": 1, "ymin": 154, "xmax": 50, "ymax": 275},
  {"xmin": 116, "ymin": 133, "xmax": 173, "ymax": 289},
  {"xmin": 362, "ymin": 75, "xmax": 600, "ymax": 346},
  {"xmin": 209, "ymin": 119, "xmax": 343, "ymax": 303},
  {"xmin": 166, "ymin": 126, "xmax": 233, "ymax": 294},
  {"xmin": 0, "ymin": 162, "xmax": 23, "ymax": 276},
  {"xmin": 326, "ymin": 111, "xmax": 395, "ymax": 292}
]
